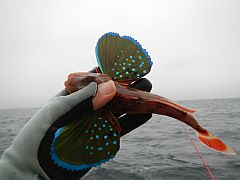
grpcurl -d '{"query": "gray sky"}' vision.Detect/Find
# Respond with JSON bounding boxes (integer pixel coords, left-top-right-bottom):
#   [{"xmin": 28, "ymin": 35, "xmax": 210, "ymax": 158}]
[{"xmin": 0, "ymin": 0, "xmax": 240, "ymax": 109}]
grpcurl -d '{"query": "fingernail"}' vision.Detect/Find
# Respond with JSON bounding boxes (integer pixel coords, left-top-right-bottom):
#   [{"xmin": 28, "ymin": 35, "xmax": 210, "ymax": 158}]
[{"xmin": 99, "ymin": 80, "xmax": 115, "ymax": 95}]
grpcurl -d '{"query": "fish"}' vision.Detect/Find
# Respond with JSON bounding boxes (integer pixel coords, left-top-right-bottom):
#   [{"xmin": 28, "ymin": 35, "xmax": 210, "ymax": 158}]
[{"xmin": 50, "ymin": 32, "xmax": 236, "ymax": 172}]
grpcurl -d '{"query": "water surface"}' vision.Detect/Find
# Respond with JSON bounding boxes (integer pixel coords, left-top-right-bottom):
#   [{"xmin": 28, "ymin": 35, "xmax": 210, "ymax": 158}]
[{"xmin": 0, "ymin": 98, "xmax": 239, "ymax": 179}]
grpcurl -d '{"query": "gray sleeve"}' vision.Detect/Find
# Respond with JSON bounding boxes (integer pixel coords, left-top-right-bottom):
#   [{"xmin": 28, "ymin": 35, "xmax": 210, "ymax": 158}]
[{"xmin": 0, "ymin": 82, "xmax": 97, "ymax": 180}]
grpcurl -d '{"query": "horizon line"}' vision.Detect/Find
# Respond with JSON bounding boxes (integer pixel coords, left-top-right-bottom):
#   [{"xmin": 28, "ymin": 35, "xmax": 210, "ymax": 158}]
[{"xmin": 0, "ymin": 96, "xmax": 239, "ymax": 110}]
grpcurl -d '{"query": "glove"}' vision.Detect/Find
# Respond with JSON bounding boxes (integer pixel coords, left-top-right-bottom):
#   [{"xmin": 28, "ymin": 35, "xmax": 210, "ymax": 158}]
[
  {"xmin": 0, "ymin": 68, "xmax": 152, "ymax": 180},
  {"xmin": 0, "ymin": 82, "xmax": 98, "ymax": 180}
]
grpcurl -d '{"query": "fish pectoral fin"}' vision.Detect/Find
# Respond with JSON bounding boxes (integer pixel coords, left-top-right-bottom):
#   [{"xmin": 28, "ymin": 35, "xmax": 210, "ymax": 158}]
[{"xmin": 195, "ymin": 130, "xmax": 236, "ymax": 155}]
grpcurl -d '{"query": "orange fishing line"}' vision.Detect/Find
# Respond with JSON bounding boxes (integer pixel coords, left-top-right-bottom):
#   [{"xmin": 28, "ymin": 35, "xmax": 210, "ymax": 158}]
[{"xmin": 182, "ymin": 125, "xmax": 215, "ymax": 180}]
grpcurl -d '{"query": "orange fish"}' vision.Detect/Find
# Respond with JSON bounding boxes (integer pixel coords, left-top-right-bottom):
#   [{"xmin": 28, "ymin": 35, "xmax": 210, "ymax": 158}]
[
  {"xmin": 51, "ymin": 32, "xmax": 235, "ymax": 172},
  {"xmin": 65, "ymin": 72, "xmax": 236, "ymax": 156}
]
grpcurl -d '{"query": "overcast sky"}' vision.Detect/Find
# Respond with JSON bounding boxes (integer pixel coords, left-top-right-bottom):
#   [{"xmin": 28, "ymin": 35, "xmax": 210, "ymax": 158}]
[{"xmin": 0, "ymin": 0, "xmax": 240, "ymax": 109}]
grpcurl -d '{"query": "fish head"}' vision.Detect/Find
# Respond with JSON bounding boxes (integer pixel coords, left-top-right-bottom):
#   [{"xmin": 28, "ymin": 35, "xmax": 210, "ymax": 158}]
[{"xmin": 65, "ymin": 72, "xmax": 112, "ymax": 93}]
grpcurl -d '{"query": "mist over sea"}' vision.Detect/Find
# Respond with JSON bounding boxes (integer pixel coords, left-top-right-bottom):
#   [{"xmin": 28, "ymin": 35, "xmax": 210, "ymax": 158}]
[{"xmin": 0, "ymin": 98, "xmax": 239, "ymax": 180}]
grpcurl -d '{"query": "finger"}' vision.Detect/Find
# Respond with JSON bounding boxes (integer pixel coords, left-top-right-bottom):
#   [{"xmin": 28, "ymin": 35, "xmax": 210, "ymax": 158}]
[
  {"xmin": 63, "ymin": 82, "xmax": 97, "ymax": 105},
  {"xmin": 47, "ymin": 82, "xmax": 97, "ymax": 121},
  {"xmin": 92, "ymin": 80, "xmax": 116, "ymax": 110}
]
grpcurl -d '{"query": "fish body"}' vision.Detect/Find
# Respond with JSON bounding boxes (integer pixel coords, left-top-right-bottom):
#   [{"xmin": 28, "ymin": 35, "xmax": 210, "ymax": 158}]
[
  {"xmin": 65, "ymin": 72, "xmax": 236, "ymax": 156},
  {"xmin": 51, "ymin": 32, "xmax": 236, "ymax": 172},
  {"xmin": 65, "ymin": 72, "xmax": 204, "ymax": 133}
]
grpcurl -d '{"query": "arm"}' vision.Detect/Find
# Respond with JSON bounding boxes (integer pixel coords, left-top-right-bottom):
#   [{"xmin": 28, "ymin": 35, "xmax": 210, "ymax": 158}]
[{"xmin": 0, "ymin": 81, "xmax": 116, "ymax": 180}]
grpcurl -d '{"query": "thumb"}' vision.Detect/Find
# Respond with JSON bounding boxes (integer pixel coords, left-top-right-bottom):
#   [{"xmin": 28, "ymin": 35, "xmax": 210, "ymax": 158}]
[{"xmin": 92, "ymin": 80, "xmax": 116, "ymax": 110}]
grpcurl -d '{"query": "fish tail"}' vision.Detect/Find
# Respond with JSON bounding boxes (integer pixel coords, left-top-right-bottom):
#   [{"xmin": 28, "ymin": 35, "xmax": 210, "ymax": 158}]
[{"xmin": 195, "ymin": 130, "xmax": 236, "ymax": 155}]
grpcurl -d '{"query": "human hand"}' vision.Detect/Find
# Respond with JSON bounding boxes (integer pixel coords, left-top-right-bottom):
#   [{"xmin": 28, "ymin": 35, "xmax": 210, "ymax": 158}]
[
  {"xmin": 0, "ymin": 67, "xmax": 152, "ymax": 180},
  {"xmin": 0, "ymin": 77, "xmax": 116, "ymax": 180}
]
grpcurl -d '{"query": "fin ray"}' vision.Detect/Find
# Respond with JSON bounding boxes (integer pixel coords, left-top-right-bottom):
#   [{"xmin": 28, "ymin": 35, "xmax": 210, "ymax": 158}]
[
  {"xmin": 96, "ymin": 32, "xmax": 153, "ymax": 81},
  {"xmin": 50, "ymin": 111, "xmax": 120, "ymax": 171},
  {"xmin": 196, "ymin": 130, "xmax": 236, "ymax": 155}
]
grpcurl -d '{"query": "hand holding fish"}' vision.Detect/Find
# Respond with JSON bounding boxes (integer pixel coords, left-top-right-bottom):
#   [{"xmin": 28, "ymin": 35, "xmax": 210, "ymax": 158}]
[
  {"xmin": 0, "ymin": 32, "xmax": 236, "ymax": 180},
  {"xmin": 51, "ymin": 33, "xmax": 236, "ymax": 175},
  {"xmin": 0, "ymin": 65, "xmax": 152, "ymax": 180}
]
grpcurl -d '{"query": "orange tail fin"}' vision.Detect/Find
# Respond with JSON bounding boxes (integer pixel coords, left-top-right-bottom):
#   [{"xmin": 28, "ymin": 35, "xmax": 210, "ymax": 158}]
[{"xmin": 196, "ymin": 130, "xmax": 236, "ymax": 155}]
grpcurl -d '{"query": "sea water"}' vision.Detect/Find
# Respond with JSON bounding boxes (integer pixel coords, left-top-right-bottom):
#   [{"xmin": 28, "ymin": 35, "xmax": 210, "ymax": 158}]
[{"xmin": 0, "ymin": 98, "xmax": 239, "ymax": 180}]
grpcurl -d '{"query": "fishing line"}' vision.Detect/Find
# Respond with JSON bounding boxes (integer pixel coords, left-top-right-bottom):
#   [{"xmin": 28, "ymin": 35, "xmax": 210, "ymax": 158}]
[{"xmin": 182, "ymin": 125, "xmax": 215, "ymax": 180}]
